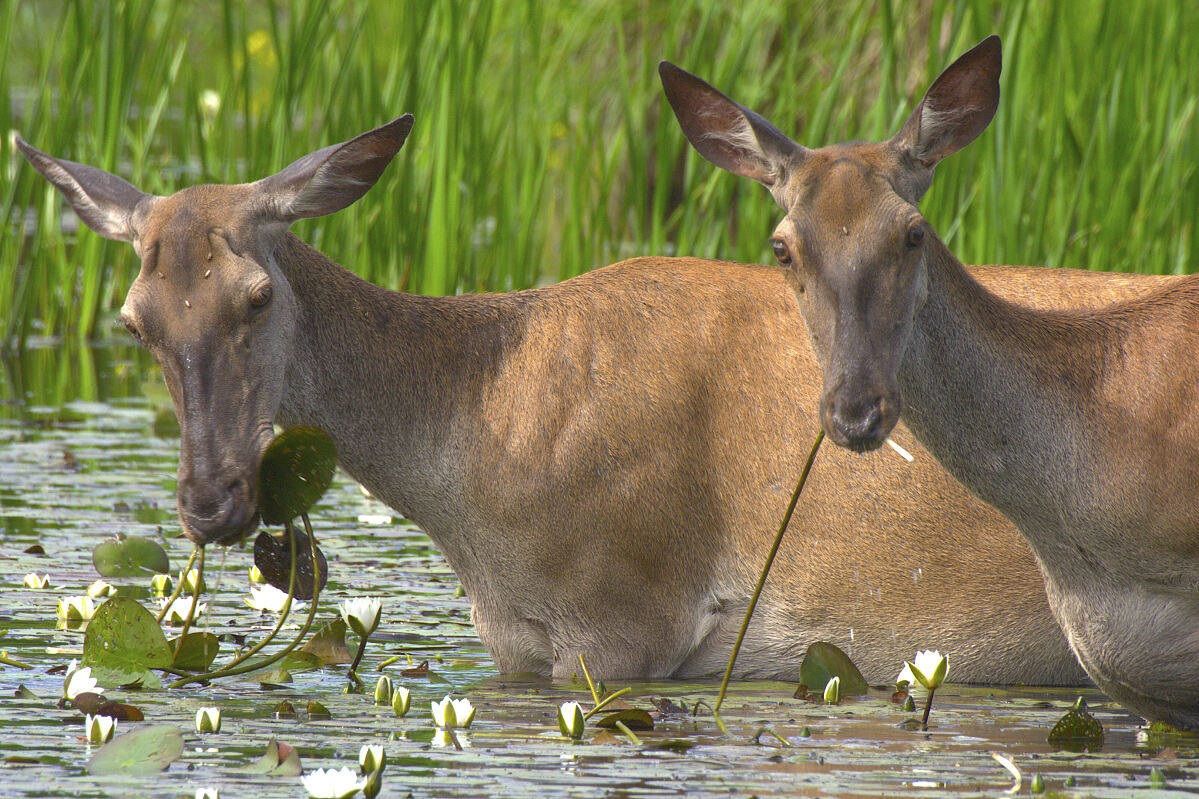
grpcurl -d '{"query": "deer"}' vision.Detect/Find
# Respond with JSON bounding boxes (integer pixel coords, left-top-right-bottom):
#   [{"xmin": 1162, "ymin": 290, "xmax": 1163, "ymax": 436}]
[
  {"xmin": 661, "ymin": 36, "xmax": 1199, "ymax": 727},
  {"xmin": 15, "ymin": 113, "xmax": 1167, "ymax": 689}
]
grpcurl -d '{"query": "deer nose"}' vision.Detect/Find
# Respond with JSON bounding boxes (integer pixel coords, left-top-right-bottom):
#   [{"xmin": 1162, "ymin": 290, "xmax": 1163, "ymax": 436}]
[
  {"xmin": 178, "ymin": 476, "xmax": 257, "ymax": 544},
  {"xmin": 827, "ymin": 394, "xmax": 888, "ymax": 451}
]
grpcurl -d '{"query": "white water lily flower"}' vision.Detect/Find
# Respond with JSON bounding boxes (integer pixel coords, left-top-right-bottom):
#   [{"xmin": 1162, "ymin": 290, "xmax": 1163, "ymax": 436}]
[
  {"xmin": 358, "ymin": 742, "xmax": 385, "ymax": 773},
  {"xmin": 195, "ymin": 706, "xmax": 222, "ymax": 733},
  {"xmin": 63, "ymin": 659, "xmax": 103, "ymax": 700},
  {"xmin": 557, "ymin": 701, "xmax": 585, "ymax": 739},
  {"xmin": 373, "ymin": 675, "xmax": 393, "ymax": 705},
  {"xmin": 87, "ymin": 579, "xmax": 117, "ymax": 598},
  {"xmin": 248, "ymin": 564, "xmax": 266, "ymax": 583},
  {"xmin": 391, "ymin": 685, "xmax": 411, "ymax": 717},
  {"xmin": 158, "ymin": 596, "xmax": 207, "ymax": 625},
  {"xmin": 896, "ymin": 662, "xmax": 917, "ymax": 689},
  {"xmin": 339, "ymin": 597, "xmax": 382, "ymax": 639},
  {"xmin": 57, "ymin": 595, "xmax": 96, "ymax": 621},
  {"xmin": 195, "ymin": 789, "xmax": 220, "ymax": 799},
  {"xmin": 824, "ymin": 675, "xmax": 841, "ymax": 705},
  {"xmin": 179, "ymin": 568, "xmax": 206, "ymax": 594},
  {"xmin": 430, "ymin": 695, "xmax": 475, "ymax": 729},
  {"xmin": 85, "ymin": 713, "xmax": 116, "ymax": 744},
  {"xmin": 905, "ymin": 649, "xmax": 948, "ymax": 690},
  {"xmin": 22, "ymin": 572, "xmax": 49, "ymax": 589},
  {"xmin": 244, "ymin": 584, "xmax": 297, "ymax": 613},
  {"xmin": 301, "ymin": 766, "xmax": 365, "ymax": 799},
  {"xmin": 150, "ymin": 573, "xmax": 173, "ymax": 596}
]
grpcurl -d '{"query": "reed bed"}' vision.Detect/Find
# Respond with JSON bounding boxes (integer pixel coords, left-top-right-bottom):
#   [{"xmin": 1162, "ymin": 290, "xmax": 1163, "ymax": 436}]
[{"xmin": 2, "ymin": 0, "xmax": 1196, "ymax": 343}]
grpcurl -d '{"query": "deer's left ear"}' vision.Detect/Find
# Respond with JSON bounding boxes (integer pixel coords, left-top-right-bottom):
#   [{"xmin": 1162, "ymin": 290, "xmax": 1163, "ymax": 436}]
[{"xmin": 892, "ymin": 35, "xmax": 1002, "ymax": 168}]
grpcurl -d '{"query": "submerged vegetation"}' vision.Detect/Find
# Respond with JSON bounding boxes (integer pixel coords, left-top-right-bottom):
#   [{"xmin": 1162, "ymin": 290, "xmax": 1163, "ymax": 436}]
[{"xmin": 2, "ymin": 0, "xmax": 1197, "ymax": 343}]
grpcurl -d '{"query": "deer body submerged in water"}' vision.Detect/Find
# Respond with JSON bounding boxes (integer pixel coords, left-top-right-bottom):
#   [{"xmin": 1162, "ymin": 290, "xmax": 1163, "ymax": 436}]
[
  {"xmin": 16, "ymin": 112, "xmax": 1163, "ymax": 685},
  {"xmin": 662, "ymin": 36, "xmax": 1199, "ymax": 727}
]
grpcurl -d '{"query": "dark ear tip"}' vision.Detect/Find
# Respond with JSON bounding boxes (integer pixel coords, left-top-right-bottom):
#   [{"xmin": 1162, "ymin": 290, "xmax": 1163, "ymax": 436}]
[{"xmin": 658, "ymin": 60, "xmax": 677, "ymax": 77}]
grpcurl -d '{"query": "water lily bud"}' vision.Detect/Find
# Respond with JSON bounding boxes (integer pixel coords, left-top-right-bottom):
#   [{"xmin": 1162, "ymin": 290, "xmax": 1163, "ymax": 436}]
[
  {"xmin": 180, "ymin": 568, "xmax": 206, "ymax": 594},
  {"xmin": 87, "ymin": 579, "xmax": 117, "ymax": 598},
  {"xmin": 896, "ymin": 662, "xmax": 916, "ymax": 691},
  {"xmin": 85, "ymin": 713, "xmax": 116, "ymax": 744},
  {"xmin": 150, "ymin": 573, "xmax": 173, "ymax": 596},
  {"xmin": 195, "ymin": 706, "xmax": 222, "ymax": 733},
  {"xmin": 391, "ymin": 685, "xmax": 411, "ymax": 717},
  {"xmin": 902, "ymin": 694, "xmax": 916, "ymax": 712},
  {"xmin": 57, "ymin": 596, "xmax": 96, "ymax": 621},
  {"xmin": 195, "ymin": 789, "xmax": 219, "ymax": 799},
  {"xmin": 339, "ymin": 597, "xmax": 382, "ymax": 639},
  {"xmin": 248, "ymin": 564, "xmax": 266, "ymax": 583},
  {"xmin": 63, "ymin": 659, "xmax": 103, "ymax": 700},
  {"xmin": 431, "ymin": 695, "xmax": 475, "ymax": 729},
  {"xmin": 301, "ymin": 766, "xmax": 364, "ymax": 799},
  {"xmin": 824, "ymin": 676, "xmax": 841, "ymax": 705},
  {"xmin": 362, "ymin": 767, "xmax": 382, "ymax": 799},
  {"xmin": 22, "ymin": 572, "xmax": 49, "ymax": 589},
  {"xmin": 374, "ymin": 675, "xmax": 393, "ymax": 705},
  {"xmin": 557, "ymin": 701, "xmax": 585, "ymax": 739},
  {"xmin": 159, "ymin": 597, "xmax": 206, "ymax": 625},
  {"xmin": 906, "ymin": 650, "xmax": 949, "ymax": 691},
  {"xmin": 358, "ymin": 743, "xmax": 385, "ymax": 774}
]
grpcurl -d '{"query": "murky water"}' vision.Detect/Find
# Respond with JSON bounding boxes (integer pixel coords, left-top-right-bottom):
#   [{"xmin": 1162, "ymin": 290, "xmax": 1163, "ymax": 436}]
[{"xmin": 2, "ymin": 341, "xmax": 1198, "ymax": 797}]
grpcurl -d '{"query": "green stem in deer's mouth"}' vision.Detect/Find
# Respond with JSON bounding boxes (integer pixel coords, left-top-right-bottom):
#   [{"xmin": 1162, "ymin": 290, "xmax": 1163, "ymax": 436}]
[{"xmin": 714, "ymin": 429, "xmax": 825, "ymax": 716}]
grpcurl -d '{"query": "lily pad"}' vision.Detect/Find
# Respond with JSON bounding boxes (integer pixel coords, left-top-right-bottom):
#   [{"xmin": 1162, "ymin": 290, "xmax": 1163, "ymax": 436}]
[
  {"xmin": 85, "ymin": 724, "xmax": 184, "ymax": 775},
  {"xmin": 300, "ymin": 618, "xmax": 351, "ymax": 665},
  {"xmin": 253, "ymin": 527, "xmax": 328, "ymax": 600},
  {"xmin": 83, "ymin": 597, "xmax": 172, "ymax": 689},
  {"xmin": 170, "ymin": 632, "xmax": 220, "ymax": 670},
  {"xmin": 245, "ymin": 736, "xmax": 302, "ymax": 776},
  {"xmin": 1048, "ymin": 697, "xmax": 1104, "ymax": 751},
  {"xmin": 596, "ymin": 708, "xmax": 654, "ymax": 731},
  {"xmin": 92, "ymin": 535, "xmax": 169, "ymax": 578},
  {"xmin": 258, "ymin": 426, "xmax": 336, "ymax": 525},
  {"xmin": 799, "ymin": 642, "xmax": 868, "ymax": 696}
]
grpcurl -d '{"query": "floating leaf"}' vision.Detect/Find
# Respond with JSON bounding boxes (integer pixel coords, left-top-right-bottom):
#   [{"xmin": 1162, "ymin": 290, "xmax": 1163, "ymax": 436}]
[
  {"xmin": 170, "ymin": 632, "xmax": 220, "ymax": 671},
  {"xmin": 258, "ymin": 426, "xmax": 336, "ymax": 525},
  {"xmin": 83, "ymin": 598, "xmax": 172, "ymax": 689},
  {"xmin": 1048, "ymin": 696, "xmax": 1104, "ymax": 751},
  {"xmin": 596, "ymin": 708, "xmax": 654, "ymax": 731},
  {"xmin": 253, "ymin": 528, "xmax": 328, "ymax": 600},
  {"xmin": 401, "ymin": 660, "xmax": 430, "ymax": 678},
  {"xmin": 798, "ymin": 642, "xmax": 868, "ymax": 696},
  {"xmin": 300, "ymin": 619, "xmax": 351, "ymax": 665},
  {"xmin": 244, "ymin": 736, "xmax": 302, "ymax": 776},
  {"xmin": 272, "ymin": 700, "xmax": 297, "ymax": 719},
  {"xmin": 14, "ymin": 685, "xmax": 38, "ymax": 700},
  {"xmin": 94, "ymin": 701, "xmax": 145, "ymax": 722},
  {"xmin": 85, "ymin": 724, "xmax": 184, "ymax": 775},
  {"xmin": 92, "ymin": 535, "xmax": 169, "ymax": 578},
  {"xmin": 307, "ymin": 700, "xmax": 332, "ymax": 720}
]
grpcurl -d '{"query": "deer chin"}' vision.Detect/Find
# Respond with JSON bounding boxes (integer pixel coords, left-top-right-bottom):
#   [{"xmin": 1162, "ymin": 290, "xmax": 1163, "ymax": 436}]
[{"xmin": 179, "ymin": 502, "xmax": 261, "ymax": 547}]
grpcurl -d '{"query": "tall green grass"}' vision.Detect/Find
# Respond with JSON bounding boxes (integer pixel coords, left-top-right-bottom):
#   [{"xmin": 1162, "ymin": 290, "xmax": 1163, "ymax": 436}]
[{"xmin": 2, "ymin": 0, "xmax": 1196, "ymax": 344}]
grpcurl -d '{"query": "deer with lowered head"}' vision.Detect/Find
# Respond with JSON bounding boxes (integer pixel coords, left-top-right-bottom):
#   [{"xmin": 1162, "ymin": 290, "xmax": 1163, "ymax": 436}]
[
  {"xmin": 662, "ymin": 36, "xmax": 1199, "ymax": 727},
  {"xmin": 15, "ymin": 110, "xmax": 1165, "ymax": 687}
]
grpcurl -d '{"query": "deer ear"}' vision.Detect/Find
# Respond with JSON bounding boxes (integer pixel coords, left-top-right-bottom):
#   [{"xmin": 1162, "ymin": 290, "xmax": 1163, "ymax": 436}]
[
  {"xmin": 892, "ymin": 35, "xmax": 1002, "ymax": 168},
  {"xmin": 15, "ymin": 136, "xmax": 149, "ymax": 242},
  {"xmin": 256, "ymin": 114, "xmax": 415, "ymax": 223},
  {"xmin": 659, "ymin": 61, "xmax": 802, "ymax": 187}
]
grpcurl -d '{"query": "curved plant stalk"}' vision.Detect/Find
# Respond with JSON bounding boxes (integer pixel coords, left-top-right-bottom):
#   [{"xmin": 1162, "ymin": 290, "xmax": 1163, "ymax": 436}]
[
  {"xmin": 169, "ymin": 517, "xmax": 321, "ymax": 687},
  {"xmin": 576, "ymin": 653, "xmax": 633, "ymax": 720},
  {"xmin": 155, "ymin": 545, "xmax": 200, "ymax": 623},
  {"xmin": 714, "ymin": 430, "xmax": 824, "ymax": 716},
  {"xmin": 613, "ymin": 720, "xmax": 642, "ymax": 745},
  {"xmin": 171, "ymin": 546, "xmax": 206, "ymax": 661}
]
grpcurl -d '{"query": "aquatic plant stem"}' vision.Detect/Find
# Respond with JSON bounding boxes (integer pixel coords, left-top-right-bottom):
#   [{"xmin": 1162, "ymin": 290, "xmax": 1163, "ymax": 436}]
[
  {"xmin": 171, "ymin": 546, "xmax": 206, "ymax": 661},
  {"xmin": 714, "ymin": 429, "xmax": 825, "ymax": 715},
  {"xmin": 0, "ymin": 652, "xmax": 33, "ymax": 669},
  {"xmin": 921, "ymin": 688, "xmax": 936, "ymax": 729},
  {"xmin": 613, "ymin": 720, "xmax": 642, "ymax": 745},
  {"xmin": 578, "ymin": 654, "xmax": 601, "ymax": 706},
  {"xmin": 156, "ymin": 545, "xmax": 199, "ymax": 624}
]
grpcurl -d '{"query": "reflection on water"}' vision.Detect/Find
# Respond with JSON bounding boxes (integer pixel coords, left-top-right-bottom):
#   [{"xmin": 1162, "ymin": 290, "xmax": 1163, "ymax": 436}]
[{"xmin": 0, "ymin": 342, "xmax": 1197, "ymax": 797}]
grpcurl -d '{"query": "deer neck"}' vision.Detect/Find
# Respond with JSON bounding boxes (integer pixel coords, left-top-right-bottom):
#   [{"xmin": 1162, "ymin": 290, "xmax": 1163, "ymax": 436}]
[{"xmin": 270, "ymin": 233, "xmax": 518, "ymax": 527}]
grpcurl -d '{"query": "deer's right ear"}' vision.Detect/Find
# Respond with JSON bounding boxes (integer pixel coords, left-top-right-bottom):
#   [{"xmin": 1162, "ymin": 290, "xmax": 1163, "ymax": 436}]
[
  {"xmin": 256, "ymin": 114, "xmax": 415, "ymax": 223},
  {"xmin": 658, "ymin": 61, "xmax": 801, "ymax": 188},
  {"xmin": 16, "ymin": 136, "xmax": 148, "ymax": 242}
]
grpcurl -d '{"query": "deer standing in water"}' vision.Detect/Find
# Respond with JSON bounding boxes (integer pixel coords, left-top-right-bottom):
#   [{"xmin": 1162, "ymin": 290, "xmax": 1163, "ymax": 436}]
[
  {"xmin": 16, "ymin": 108, "xmax": 1164, "ymax": 687},
  {"xmin": 662, "ymin": 36, "xmax": 1199, "ymax": 727}
]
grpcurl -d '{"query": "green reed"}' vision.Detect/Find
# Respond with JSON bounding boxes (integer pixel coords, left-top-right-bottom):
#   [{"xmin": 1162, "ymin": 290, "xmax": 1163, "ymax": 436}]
[{"xmin": 2, "ymin": 0, "xmax": 1196, "ymax": 344}]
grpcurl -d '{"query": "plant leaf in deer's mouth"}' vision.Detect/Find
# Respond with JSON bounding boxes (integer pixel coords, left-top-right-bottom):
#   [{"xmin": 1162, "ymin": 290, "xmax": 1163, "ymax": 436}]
[{"xmin": 258, "ymin": 426, "xmax": 337, "ymax": 525}]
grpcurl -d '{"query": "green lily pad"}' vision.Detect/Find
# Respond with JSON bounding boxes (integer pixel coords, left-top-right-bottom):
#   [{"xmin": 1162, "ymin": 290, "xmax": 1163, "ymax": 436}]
[
  {"xmin": 244, "ymin": 736, "xmax": 303, "ymax": 776},
  {"xmin": 258, "ymin": 426, "xmax": 336, "ymax": 525},
  {"xmin": 799, "ymin": 642, "xmax": 868, "ymax": 696},
  {"xmin": 92, "ymin": 535, "xmax": 170, "ymax": 578},
  {"xmin": 299, "ymin": 618, "xmax": 351, "ymax": 665},
  {"xmin": 83, "ymin": 597, "xmax": 172, "ymax": 689},
  {"xmin": 170, "ymin": 632, "xmax": 220, "ymax": 670},
  {"xmin": 1048, "ymin": 696, "xmax": 1104, "ymax": 751},
  {"xmin": 85, "ymin": 724, "xmax": 184, "ymax": 775},
  {"xmin": 253, "ymin": 527, "xmax": 328, "ymax": 600},
  {"xmin": 596, "ymin": 708, "xmax": 654, "ymax": 731}
]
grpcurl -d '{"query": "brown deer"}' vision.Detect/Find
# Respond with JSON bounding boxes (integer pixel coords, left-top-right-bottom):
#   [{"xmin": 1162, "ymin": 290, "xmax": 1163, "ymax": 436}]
[
  {"xmin": 16, "ymin": 116, "xmax": 1163, "ymax": 687},
  {"xmin": 661, "ymin": 36, "xmax": 1199, "ymax": 727}
]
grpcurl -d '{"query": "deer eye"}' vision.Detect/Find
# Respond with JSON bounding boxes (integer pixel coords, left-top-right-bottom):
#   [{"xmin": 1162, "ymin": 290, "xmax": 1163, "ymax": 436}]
[
  {"xmin": 771, "ymin": 240, "xmax": 792, "ymax": 265},
  {"xmin": 249, "ymin": 283, "xmax": 273, "ymax": 309},
  {"xmin": 906, "ymin": 224, "xmax": 925, "ymax": 248}
]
